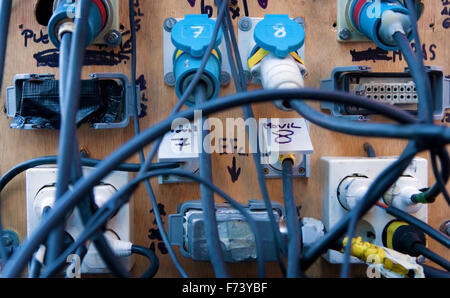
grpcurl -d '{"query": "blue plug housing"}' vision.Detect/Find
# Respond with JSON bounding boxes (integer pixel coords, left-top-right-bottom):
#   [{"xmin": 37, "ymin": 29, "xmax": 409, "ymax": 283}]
[
  {"xmin": 171, "ymin": 15, "xmax": 222, "ymax": 105},
  {"xmin": 349, "ymin": 0, "xmax": 414, "ymax": 51},
  {"xmin": 48, "ymin": 0, "xmax": 106, "ymax": 48}
]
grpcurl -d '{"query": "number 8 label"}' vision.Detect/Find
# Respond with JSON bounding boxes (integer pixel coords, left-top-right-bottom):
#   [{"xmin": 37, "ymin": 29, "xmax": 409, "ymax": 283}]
[{"xmin": 272, "ymin": 24, "xmax": 287, "ymax": 38}]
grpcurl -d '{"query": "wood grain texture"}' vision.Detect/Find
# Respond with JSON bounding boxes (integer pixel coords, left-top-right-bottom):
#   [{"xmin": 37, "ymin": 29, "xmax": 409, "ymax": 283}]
[{"xmin": 0, "ymin": 0, "xmax": 448, "ymax": 278}]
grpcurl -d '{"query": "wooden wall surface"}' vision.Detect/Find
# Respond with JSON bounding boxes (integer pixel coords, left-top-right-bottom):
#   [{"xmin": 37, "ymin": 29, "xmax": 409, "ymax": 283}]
[{"xmin": 1, "ymin": 0, "xmax": 448, "ymax": 277}]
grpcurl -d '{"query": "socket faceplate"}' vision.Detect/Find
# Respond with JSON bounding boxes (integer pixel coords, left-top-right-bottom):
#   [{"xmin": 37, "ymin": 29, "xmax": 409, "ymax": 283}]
[
  {"xmin": 320, "ymin": 156, "xmax": 428, "ymax": 264},
  {"xmin": 26, "ymin": 166, "xmax": 134, "ymax": 274}
]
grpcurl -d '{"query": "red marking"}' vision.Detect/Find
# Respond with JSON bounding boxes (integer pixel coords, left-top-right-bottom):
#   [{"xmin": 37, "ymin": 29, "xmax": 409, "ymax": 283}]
[
  {"xmin": 353, "ymin": 0, "xmax": 366, "ymax": 29},
  {"xmin": 93, "ymin": 0, "xmax": 107, "ymax": 29}
]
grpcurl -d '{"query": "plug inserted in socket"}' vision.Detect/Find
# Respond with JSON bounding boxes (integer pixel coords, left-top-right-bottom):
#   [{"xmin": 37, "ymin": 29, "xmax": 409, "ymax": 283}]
[
  {"xmin": 26, "ymin": 167, "xmax": 134, "ymax": 274},
  {"xmin": 237, "ymin": 17, "xmax": 306, "ymax": 85},
  {"xmin": 259, "ymin": 118, "xmax": 313, "ymax": 178},
  {"xmin": 320, "ymin": 156, "xmax": 428, "ymax": 264}
]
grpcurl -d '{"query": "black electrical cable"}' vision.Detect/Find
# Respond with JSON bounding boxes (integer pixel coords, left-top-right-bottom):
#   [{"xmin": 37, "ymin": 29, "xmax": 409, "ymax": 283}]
[
  {"xmin": 380, "ymin": 204, "xmax": 450, "ymax": 248},
  {"xmin": 281, "ymin": 159, "xmax": 301, "ymax": 278},
  {"xmin": 131, "ymin": 245, "xmax": 159, "ymax": 278},
  {"xmin": 221, "ymin": 3, "xmax": 287, "ymax": 275},
  {"xmin": 422, "ymin": 264, "xmax": 450, "ymax": 278},
  {"xmin": 299, "ymin": 142, "xmax": 420, "ymax": 273},
  {"xmin": 0, "ymin": 0, "xmax": 12, "ymax": 267},
  {"xmin": 47, "ymin": 0, "xmax": 91, "ymax": 263},
  {"xmin": 0, "ymin": 156, "xmax": 177, "ymax": 194},
  {"xmin": 41, "ymin": 169, "xmax": 266, "ymax": 278},
  {"xmin": 413, "ymin": 243, "xmax": 450, "ymax": 271},
  {"xmin": 195, "ymin": 83, "xmax": 229, "ymax": 277},
  {"xmin": 4, "ymin": 88, "xmax": 448, "ymax": 277}
]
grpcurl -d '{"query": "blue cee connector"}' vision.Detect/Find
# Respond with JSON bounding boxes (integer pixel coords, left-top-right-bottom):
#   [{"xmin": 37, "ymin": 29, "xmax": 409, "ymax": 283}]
[
  {"xmin": 348, "ymin": 0, "xmax": 419, "ymax": 51},
  {"xmin": 48, "ymin": 0, "xmax": 107, "ymax": 48},
  {"xmin": 171, "ymin": 14, "xmax": 222, "ymax": 105}
]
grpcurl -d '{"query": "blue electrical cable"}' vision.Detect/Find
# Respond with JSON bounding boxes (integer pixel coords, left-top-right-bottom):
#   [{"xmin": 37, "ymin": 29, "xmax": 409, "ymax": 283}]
[
  {"xmin": 222, "ymin": 1, "xmax": 290, "ymax": 264},
  {"xmin": 301, "ymin": 142, "xmax": 421, "ymax": 272},
  {"xmin": 3, "ymin": 88, "xmax": 449, "ymax": 277},
  {"xmin": 220, "ymin": 6, "xmax": 285, "ymax": 276},
  {"xmin": 195, "ymin": 83, "xmax": 229, "ymax": 277},
  {"xmin": 281, "ymin": 159, "xmax": 301, "ymax": 278},
  {"xmin": 41, "ymin": 168, "xmax": 265, "ymax": 278},
  {"xmin": 122, "ymin": 0, "xmax": 230, "ymax": 278},
  {"xmin": 47, "ymin": 0, "xmax": 92, "ymax": 263}
]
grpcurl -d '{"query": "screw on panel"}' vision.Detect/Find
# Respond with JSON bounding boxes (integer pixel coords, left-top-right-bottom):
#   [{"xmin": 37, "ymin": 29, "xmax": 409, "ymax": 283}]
[
  {"xmin": 339, "ymin": 28, "xmax": 351, "ymax": 40},
  {"xmin": 1, "ymin": 230, "xmax": 19, "ymax": 251},
  {"xmin": 164, "ymin": 17, "xmax": 178, "ymax": 32},
  {"xmin": 440, "ymin": 220, "xmax": 450, "ymax": 236},
  {"xmin": 104, "ymin": 30, "xmax": 122, "ymax": 47},
  {"xmin": 238, "ymin": 17, "xmax": 252, "ymax": 32},
  {"xmin": 164, "ymin": 72, "xmax": 176, "ymax": 86},
  {"xmin": 243, "ymin": 70, "xmax": 252, "ymax": 85},
  {"xmin": 220, "ymin": 71, "xmax": 231, "ymax": 86},
  {"xmin": 263, "ymin": 168, "xmax": 269, "ymax": 175},
  {"xmin": 293, "ymin": 17, "xmax": 306, "ymax": 28},
  {"xmin": 299, "ymin": 167, "xmax": 306, "ymax": 175}
]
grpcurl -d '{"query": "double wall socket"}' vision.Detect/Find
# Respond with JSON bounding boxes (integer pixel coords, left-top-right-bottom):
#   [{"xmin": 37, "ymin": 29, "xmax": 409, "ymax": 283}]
[
  {"xmin": 26, "ymin": 167, "xmax": 134, "ymax": 274},
  {"xmin": 320, "ymin": 156, "xmax": 428, "ymax": 264}
]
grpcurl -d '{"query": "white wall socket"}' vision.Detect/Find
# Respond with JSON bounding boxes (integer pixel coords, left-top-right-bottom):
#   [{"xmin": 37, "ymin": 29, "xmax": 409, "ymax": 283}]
[
  {"xmin": 320, "ymin": 156, "xmax": 428, "ymax": 264},
  {"xmin": 26, "ymin": 166, "xmax": 134, "ymax": 274}
]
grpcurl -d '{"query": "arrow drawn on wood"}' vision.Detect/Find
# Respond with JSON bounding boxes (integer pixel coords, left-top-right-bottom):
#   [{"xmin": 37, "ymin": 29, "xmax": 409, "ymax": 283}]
[{"xmin": 227, "ymin": 156, "xmax": 241, "ymax": 183}]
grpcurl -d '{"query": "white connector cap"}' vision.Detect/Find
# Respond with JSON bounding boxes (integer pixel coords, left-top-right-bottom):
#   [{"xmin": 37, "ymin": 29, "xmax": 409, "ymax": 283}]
[
  {"xmin": 33, "ymin": 186, "xmax": 56, "ymax": 219},
  {"xmin": 379, "ymin": 10, "xmax": 412, "ymax": 46},
  {"xmin": 104, "ymin": 231, "xmax": 132, "ymax": 258}
]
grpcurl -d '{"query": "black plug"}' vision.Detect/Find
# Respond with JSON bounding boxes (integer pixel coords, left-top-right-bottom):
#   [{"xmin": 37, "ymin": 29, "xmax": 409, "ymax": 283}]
[{"xmin": 382, "ymin": 220, "xmax": 426, "ymax": 257}]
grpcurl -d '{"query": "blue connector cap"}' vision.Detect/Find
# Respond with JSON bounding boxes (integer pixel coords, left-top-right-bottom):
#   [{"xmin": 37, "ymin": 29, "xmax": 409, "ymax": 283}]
[
  {"xmin": 171, "ymin": 14, "xmax": 222, "ymax": 58},
  {"xmin": 254, "ymin": 14, "xmax": 305, "ymax": 58}
]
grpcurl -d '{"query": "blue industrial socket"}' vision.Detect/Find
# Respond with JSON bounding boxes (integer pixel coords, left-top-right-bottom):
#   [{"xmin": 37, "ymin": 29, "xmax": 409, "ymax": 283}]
[{"xmin": 171, "ymin": 15, "xmax": 222, "ymax": 105}]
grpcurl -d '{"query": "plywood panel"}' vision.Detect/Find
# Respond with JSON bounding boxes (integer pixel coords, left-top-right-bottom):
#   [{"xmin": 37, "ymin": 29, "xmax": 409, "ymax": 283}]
[{"xmin": 0, "ymin": 0, "xmax": 448, "ymax": 277}]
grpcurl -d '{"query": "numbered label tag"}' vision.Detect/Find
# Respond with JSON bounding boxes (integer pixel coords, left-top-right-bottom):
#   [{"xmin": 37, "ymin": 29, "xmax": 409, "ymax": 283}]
[{"xmin": 259, "ymin": 118, "xmax": 313, "ymax": 164}]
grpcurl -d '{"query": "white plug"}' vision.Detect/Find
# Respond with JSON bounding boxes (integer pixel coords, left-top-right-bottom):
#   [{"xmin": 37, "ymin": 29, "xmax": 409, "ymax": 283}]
[
  {"xmin": 379, "ymin": 10, "xmax": 412, "ymax": 46},
  {"xmin": 338, "ymin": 176, "xmax": 374, "ymax": 210},
  {"xmin": 251, "ymin": 53, "xmax": 306, "ymax": 111},
  {"xmin": 383, "ymin": 176, "xmax": 423, "ymax": 213}
]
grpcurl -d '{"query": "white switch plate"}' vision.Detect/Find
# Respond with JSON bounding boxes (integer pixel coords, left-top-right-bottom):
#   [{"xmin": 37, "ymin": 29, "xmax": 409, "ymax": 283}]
[
  {"xmin": 320, "ymin": 156, "xmax": 428, "ymax": 264},
  {"xmin": 26, "ymin": 167, "xmax": 134, "ymax": 274}
]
